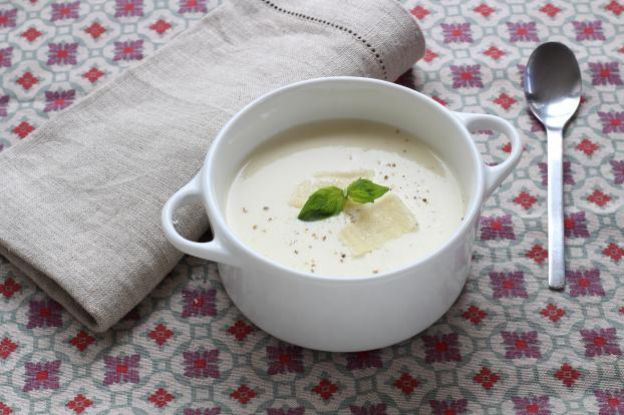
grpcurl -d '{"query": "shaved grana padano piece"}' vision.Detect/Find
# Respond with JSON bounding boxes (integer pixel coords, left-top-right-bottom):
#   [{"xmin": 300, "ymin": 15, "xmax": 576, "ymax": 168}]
[
  {"xmin": 288, "ymin": 170, "xmax": 374, "ymax": 208},
  {"xmin": 289, "ymin": 179, "xmax": 343, "ymax": 208},
  {"xmin": 340, "ymin": 194, "xmax": 417, "ymax": 256}
]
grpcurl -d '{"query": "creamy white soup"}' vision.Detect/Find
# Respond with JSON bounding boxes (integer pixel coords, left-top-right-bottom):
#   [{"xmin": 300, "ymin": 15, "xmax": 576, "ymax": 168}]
[{"xmin": 225, "ymin": 119, "xmax": 465, "ymax": 277}]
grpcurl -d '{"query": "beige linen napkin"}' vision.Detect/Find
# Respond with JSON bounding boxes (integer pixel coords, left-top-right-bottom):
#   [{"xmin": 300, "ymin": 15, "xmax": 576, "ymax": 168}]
[{"xmin": 0, "ymin": 0, "xmax": 424, "ymax": 332}]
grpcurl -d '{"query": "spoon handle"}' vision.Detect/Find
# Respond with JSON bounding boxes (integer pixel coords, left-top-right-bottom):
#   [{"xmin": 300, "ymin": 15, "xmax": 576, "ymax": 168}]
[{"xmin": 547, "ymin": 127, "xmax": 565, "ymax": 290}]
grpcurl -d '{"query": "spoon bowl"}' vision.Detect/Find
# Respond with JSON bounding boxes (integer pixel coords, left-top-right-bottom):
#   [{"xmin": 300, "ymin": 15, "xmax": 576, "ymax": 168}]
[{"xmin": 525, "ymin": 42, "xmax": 582, "ymax": 129}]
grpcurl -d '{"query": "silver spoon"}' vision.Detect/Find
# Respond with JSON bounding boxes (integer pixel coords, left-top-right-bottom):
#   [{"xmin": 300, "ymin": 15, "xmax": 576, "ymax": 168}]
[{"xmin": 524, "ymin": 42, "xmax": 582, "ymax": 290}]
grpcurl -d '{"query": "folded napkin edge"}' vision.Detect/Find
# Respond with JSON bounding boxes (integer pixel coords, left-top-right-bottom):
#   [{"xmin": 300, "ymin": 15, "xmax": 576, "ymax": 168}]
[{"xmin": 0, "ymin": 244, "xmax": 99, "ymax": 329}]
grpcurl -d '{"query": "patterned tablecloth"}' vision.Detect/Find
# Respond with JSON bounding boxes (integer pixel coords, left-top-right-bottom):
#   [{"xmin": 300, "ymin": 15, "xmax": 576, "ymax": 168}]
[{"xmin": 1, "ymin": 0, "xmax": 624, "ymax": 413}]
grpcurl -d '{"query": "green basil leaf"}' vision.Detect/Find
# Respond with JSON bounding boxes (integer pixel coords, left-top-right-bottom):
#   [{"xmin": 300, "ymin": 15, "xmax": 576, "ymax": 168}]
[
  {"xmin": 346, "ymin": 178, "xmax": 390, "ymax": 204},
  {"xmin": 297, "ymin": 186, "xmax": 346, "ymax": 221}
]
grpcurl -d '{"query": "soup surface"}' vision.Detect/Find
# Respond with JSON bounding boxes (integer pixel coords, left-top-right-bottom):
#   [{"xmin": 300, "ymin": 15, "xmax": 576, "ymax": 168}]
[{"xmin": 225, "ymin": 119, "xmax": 465, "ymax": 277}]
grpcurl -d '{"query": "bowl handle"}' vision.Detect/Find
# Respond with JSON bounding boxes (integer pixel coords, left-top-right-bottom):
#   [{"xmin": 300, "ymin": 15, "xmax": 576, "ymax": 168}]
[
  {"xmin": 453, "ymin": 112, "xmax": 523, "ymax": 198},
  {"xmin": 161, "ymin": 173, "xmax": 237, "ymax": 266}
]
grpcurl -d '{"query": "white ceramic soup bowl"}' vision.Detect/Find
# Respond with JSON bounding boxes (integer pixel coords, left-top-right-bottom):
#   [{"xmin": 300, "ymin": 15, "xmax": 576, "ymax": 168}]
[{"xmin": 162, "ymin": 76, "xmax": 522, "ymax": 352}]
